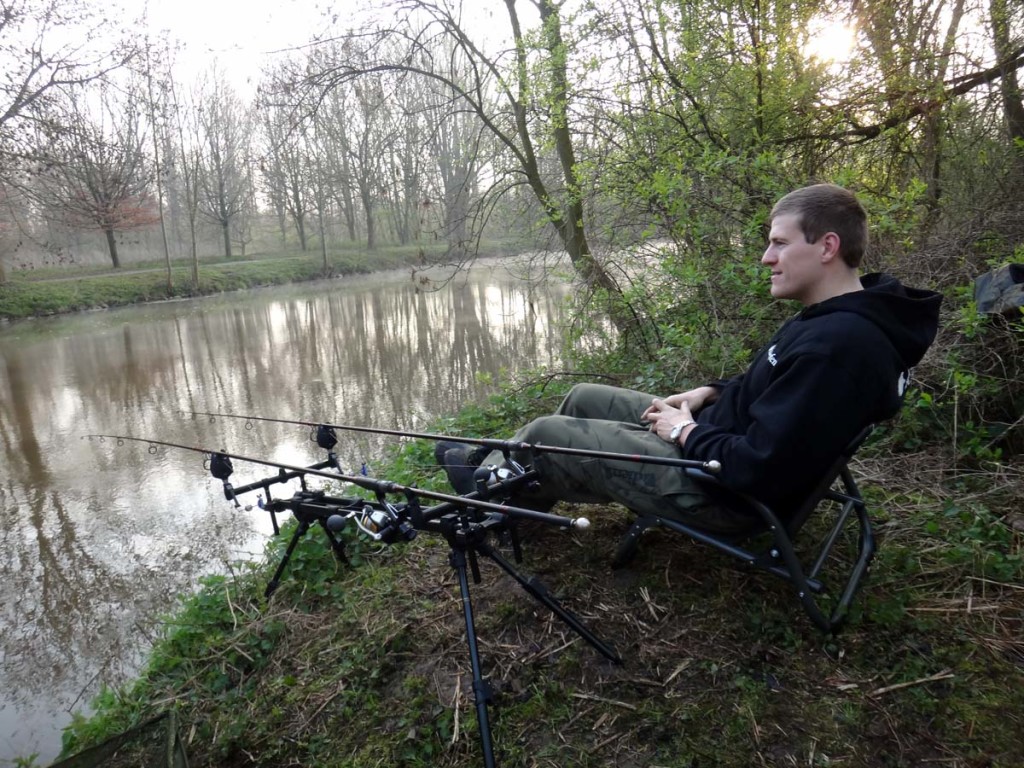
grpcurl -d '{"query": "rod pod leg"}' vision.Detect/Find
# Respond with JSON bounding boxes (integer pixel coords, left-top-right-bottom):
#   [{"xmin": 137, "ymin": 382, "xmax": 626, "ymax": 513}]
[
  {"xmin": 478, "ymin": 541, "xmax": 621, "ymax": 664},
  {"xmin": 316, "ymin": 518, "xmax": 350, "ymax": 566},
  {"xmin": 265, "ymin": 520, "xmax": 310, "ymax": 598},
  {"xmin": 449, "ymin": 548, "xmax": 497, "ymax": 768}
]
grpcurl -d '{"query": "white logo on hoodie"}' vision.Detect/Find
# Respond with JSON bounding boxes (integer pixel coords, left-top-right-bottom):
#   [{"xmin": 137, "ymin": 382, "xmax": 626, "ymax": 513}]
[
  {"xmin": 897, "ymin": 370, "xmax": 909, "ymax": 396},
  {"xmin": 767, "ymin": 344, "xmax": 778, "ymax": 366}
]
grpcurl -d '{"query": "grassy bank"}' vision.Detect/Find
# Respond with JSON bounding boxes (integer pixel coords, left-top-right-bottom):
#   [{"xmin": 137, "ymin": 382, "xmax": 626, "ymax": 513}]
[
  {"xmin": 55, "ymin": 377, "xmax": 1023, "ymax": 768},
  {"xmin": 0, "ymin": 242, "xmax": 505, "ymax": 321}
]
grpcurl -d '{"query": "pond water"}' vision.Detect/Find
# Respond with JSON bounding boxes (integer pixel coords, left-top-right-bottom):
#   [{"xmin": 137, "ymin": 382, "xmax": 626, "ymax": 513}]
[{"xmin": 0, "ymin": 259, "xmax": 572, "ymax": 765}]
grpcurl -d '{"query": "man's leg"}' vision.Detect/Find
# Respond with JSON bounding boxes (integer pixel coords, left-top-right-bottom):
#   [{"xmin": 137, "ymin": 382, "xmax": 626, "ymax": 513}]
[
  {"xmin": 478, "ymin": 383, "xmax": 656, "ymax": 491},
  {"xmin": 441, "ymin": 384, "xmax": 654, "ymax": 492},
  {"xmin": 440, "ymin": 383, "xmax": 752, "ymax": 533},
  {"xmin": 507, "ymin": 415, "xmax": 751, "ymax": 533},
  {"xmin": 489, "ymin": 385, "xmax": 752, "ymax": 534},
  {"xmin": 554, "ymin": 383, "xmax": 655, "ymax": 424}
]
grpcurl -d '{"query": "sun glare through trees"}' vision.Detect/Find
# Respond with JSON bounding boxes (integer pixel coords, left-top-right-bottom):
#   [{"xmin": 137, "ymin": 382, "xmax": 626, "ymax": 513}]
[{"xmin": 803, "ymin": 16, "xmax": 857, "ymax": 63}]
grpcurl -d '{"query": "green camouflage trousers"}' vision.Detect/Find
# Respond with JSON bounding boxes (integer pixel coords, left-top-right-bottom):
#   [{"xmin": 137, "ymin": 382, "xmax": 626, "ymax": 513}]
[{"xmin": 486, "ymin": 383, "xmax": 754, "ymax": 534}]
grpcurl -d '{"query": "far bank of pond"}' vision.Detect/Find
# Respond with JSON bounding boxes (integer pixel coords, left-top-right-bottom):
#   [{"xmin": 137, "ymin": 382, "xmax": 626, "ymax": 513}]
[{"xmin": 0, "ymin": 243, "xmax": 524, "ymax": 321}]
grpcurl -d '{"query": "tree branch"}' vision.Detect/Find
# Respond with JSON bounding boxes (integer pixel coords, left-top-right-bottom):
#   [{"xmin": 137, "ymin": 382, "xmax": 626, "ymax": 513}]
[{"xmin": 788, "ymin": 44, "xmax": 1024, "ymax": 144}]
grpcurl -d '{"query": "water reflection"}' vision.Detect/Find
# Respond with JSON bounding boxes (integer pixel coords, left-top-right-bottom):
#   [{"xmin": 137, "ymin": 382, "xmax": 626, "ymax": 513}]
[{"xmin": 0, "ymin": 261, "xmax": 569, "ymax": 764}]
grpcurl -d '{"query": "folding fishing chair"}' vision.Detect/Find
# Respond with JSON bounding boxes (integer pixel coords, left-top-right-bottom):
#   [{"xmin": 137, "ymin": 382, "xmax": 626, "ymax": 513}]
[{"xmin": 611, "ymin": 427, "xmax": 876, "ymax": 634}]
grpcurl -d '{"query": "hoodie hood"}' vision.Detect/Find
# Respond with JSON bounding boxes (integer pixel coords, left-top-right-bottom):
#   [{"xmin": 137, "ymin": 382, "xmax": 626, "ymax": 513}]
[{"xmin": 802, "ymin": 272, "xmax": 942, "ymax": 367}]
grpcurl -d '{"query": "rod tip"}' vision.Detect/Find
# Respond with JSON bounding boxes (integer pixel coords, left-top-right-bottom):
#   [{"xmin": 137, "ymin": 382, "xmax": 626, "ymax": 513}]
[
  {"xmin": 705, "ymin": 460, "xmax": 722, "ymax": 474},
  {"xmin": 572, "ymin": 517, "xmax": 591, "ymax": 530}
]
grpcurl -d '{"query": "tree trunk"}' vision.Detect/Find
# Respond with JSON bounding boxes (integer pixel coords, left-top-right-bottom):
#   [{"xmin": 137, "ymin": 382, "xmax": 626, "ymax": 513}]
[
  {"xmin": 361, "ymin": 185, "xmax": 376, "ymax": 251},
  {"xmin": 222, "ymin": 220, "xmax": 232, "ymax": 259},
  {"xmin": 146, "ymin": 64, "xmax": 173, "ymax": 294},
  {"xmin": 444, "ymin": 168, "xmax": 469, "ymax": 259},
  {"xmin": 318, "ymin": 204, "xmax": 329, "ymax": 274},
  {"xmin": 366, "ymin": 204, "xmax": 376, "ymax": 251},
  {"xmin": 519, "ymin": 0, "xmax": 622, "ymax": 301},
  {"xmin": 186, "ymin": 205, "xmax": 200, "ymax": 290},
  {"xmin": 925, "ymin": 0, "xmax": 965, "ymax": 220},
  {"xmin": 344, "ymin": 193, "xmax": 357, "ymax": 241},
  {"xmin": 291, "ymin": 184, "xmax": 308, "ymax": 250},
  {"xmin": 990, "ymin": 0, "xmax": 1024, "ymax": 153},
  {"xmin": 337, "ymin": 150, "xmax": 358, "ymax": 241},
  {"xmin": 104, "ymin": 227, "xmax": 121, "ymax": 268},
  {"xmin": 276, "ymin": 206, "xmax": 288, "ymax": 247},
  {"xmin": 295, "ymin": 214, "xmax": 307, "ymax": 251}
]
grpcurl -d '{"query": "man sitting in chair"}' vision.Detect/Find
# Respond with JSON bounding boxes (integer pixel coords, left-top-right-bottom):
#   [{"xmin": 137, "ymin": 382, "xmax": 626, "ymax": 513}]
[{"xmin": 438, "ymin": 184, "xmax": 941, "ymax": 534}]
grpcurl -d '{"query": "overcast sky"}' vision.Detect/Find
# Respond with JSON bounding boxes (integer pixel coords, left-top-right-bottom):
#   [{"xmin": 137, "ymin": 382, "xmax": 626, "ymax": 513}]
[
  {"xmin": 127, "ymin": 0, "xmax": 343, "ymax": 94},
  {"xmin": 124, "ymin": 0, "xmax": 525, "ymax": 96}
]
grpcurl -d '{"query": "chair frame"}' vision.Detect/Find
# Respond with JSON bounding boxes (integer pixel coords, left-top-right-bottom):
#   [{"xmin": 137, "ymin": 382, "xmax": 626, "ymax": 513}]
[{"xmin": 611, "ymin": 429, "xmax": 877, "ymax": 634}]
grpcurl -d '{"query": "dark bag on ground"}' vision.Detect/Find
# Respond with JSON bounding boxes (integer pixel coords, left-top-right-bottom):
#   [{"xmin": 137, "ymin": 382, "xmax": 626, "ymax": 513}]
[{"xmin": 974, "ymin": 263, "xmax": 1024, "ymax": 318}]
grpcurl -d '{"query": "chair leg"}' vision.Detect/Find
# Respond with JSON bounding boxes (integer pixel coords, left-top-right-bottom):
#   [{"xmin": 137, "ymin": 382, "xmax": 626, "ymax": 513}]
[{"xmin": 611, "ymin": 516, "xmax": 659, "ymax": 568}]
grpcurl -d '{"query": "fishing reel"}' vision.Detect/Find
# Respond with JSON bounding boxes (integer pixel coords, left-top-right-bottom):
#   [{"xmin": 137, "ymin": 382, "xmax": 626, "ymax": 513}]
[{"xmin": 348, "ymin": 500, "xmax": 417, "ymax": 544}]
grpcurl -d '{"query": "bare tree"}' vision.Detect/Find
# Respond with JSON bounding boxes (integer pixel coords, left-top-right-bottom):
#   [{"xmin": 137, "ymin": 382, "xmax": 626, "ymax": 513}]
[
  {"xmin": 306, "ymin": 119, "xmax": 332, "ymax": 273},
  {"xmin": 230, "ymin": 148, "xmax": 258, "ymax": 257},
  {"xmin": 291, "ymin": 0, "xmax": 623, "ymax": 300},
  {"xmin": 0, "ymin": 0, "xmax": 137, "ymax": 280},
  {"xmin": 1, "ymin": 0, "xmax": 135, "ymax": 163},
  {"xmin": 315, "ymin": 79, "xmax": 360, "ymax": 242},
  {"xmin": 260, "ymin": 97, "xmax": 312, "ymax": 251},
  {"xmin": 167, "ymin": 78, "xmax": 205, "ymax": 288},
  {"xmin": 34, "ymin": 86, "xmax": 156, "ymax": 268},
  {"xmin": 326, "ymin": 63, "xmax": 397, "ymax": 252},
  {"xmin": 0, "ymin": 184, "xmax": 26, "ymax": 277},
  {"xmin": 139, "ymin": 35, "xmax": 175, "ymax": 290},
  {"xmin": 196, "ymin": 68, "xmax": 251, "ymax": 259},
  {"xmin": 380, "ymin": 72, "xmax": 427, "ymax": 246},
  {"xmin": 418, "ymin": 48, "xmax": 487, "ymax": 259}
]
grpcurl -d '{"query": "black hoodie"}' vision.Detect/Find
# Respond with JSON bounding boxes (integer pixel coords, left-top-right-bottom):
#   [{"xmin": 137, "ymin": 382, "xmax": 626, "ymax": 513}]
[{"xmin": 682, "ymin": 273, "xmax": 942, "ymax": 514}]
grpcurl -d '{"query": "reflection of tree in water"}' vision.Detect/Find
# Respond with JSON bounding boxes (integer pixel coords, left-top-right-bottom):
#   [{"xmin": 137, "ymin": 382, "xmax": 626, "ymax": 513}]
[
  {"xmin": 1, "ymin": 352, "xmax": 51, "ymax": 488},
  {"xmin": 3, "ymin": 489, "xmax": 140, "ymax": 697},
  {"xmin": 446, "ymin": 282, "xmax": 494, "ymax": 404},
  {"xmin": 0, "ymin": 266, "xmax": 571, "ymax": 759},
  {"xmin": 0, "ymin": 351, "xmax": 218, "ymax": 708}
]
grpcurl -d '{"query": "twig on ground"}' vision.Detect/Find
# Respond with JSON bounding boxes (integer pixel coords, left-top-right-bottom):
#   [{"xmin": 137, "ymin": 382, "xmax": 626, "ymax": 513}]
[
  {"xmin": 868, "ymin": 669, "xmax": 955, "ymax": 698},
  {"xmin": 570, "ymin": 692, "xmax": 637, "ymax": 710}
]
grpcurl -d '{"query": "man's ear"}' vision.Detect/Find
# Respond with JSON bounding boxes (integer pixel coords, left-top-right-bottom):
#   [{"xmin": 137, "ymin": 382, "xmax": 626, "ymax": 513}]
[{"xmin": 820, "ymin": 232, "xmax": 841, "ymax": 263}]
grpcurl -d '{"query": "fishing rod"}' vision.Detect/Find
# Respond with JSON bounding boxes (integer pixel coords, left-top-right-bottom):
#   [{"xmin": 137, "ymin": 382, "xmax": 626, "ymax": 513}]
[
  {"xmin": 87, "ymin": 427, "xmax": 624, "ymax": 768},
  {"xmin": 85, "ymin": 433, "xmax": 590, "ymax": 531},
  {"xmin": 185, "ymin": 409, "xmax": 723, "ymax": 474}
]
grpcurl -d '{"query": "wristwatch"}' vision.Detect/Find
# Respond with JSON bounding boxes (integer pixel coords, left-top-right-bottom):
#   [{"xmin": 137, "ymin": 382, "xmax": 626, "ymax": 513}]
[{"xmin": 669, "ymin": 419, "xmax": 697, "ymax": 443}]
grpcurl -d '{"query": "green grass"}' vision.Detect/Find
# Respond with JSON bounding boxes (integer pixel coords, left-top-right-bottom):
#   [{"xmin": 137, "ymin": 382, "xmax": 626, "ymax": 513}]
[
  {"xmin": 51, "ymin": 377, "xmax": 1024, "ymax": 768},
  {"xmin": 0, "ymin": 240, "xmax": 519, "ymax": 321}
]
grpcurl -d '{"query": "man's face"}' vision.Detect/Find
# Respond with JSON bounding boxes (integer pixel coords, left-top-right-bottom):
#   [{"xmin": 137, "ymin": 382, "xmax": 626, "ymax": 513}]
[{"xmin": 762, "ymin": 214, "xmax": 827, "ymax": 305}]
